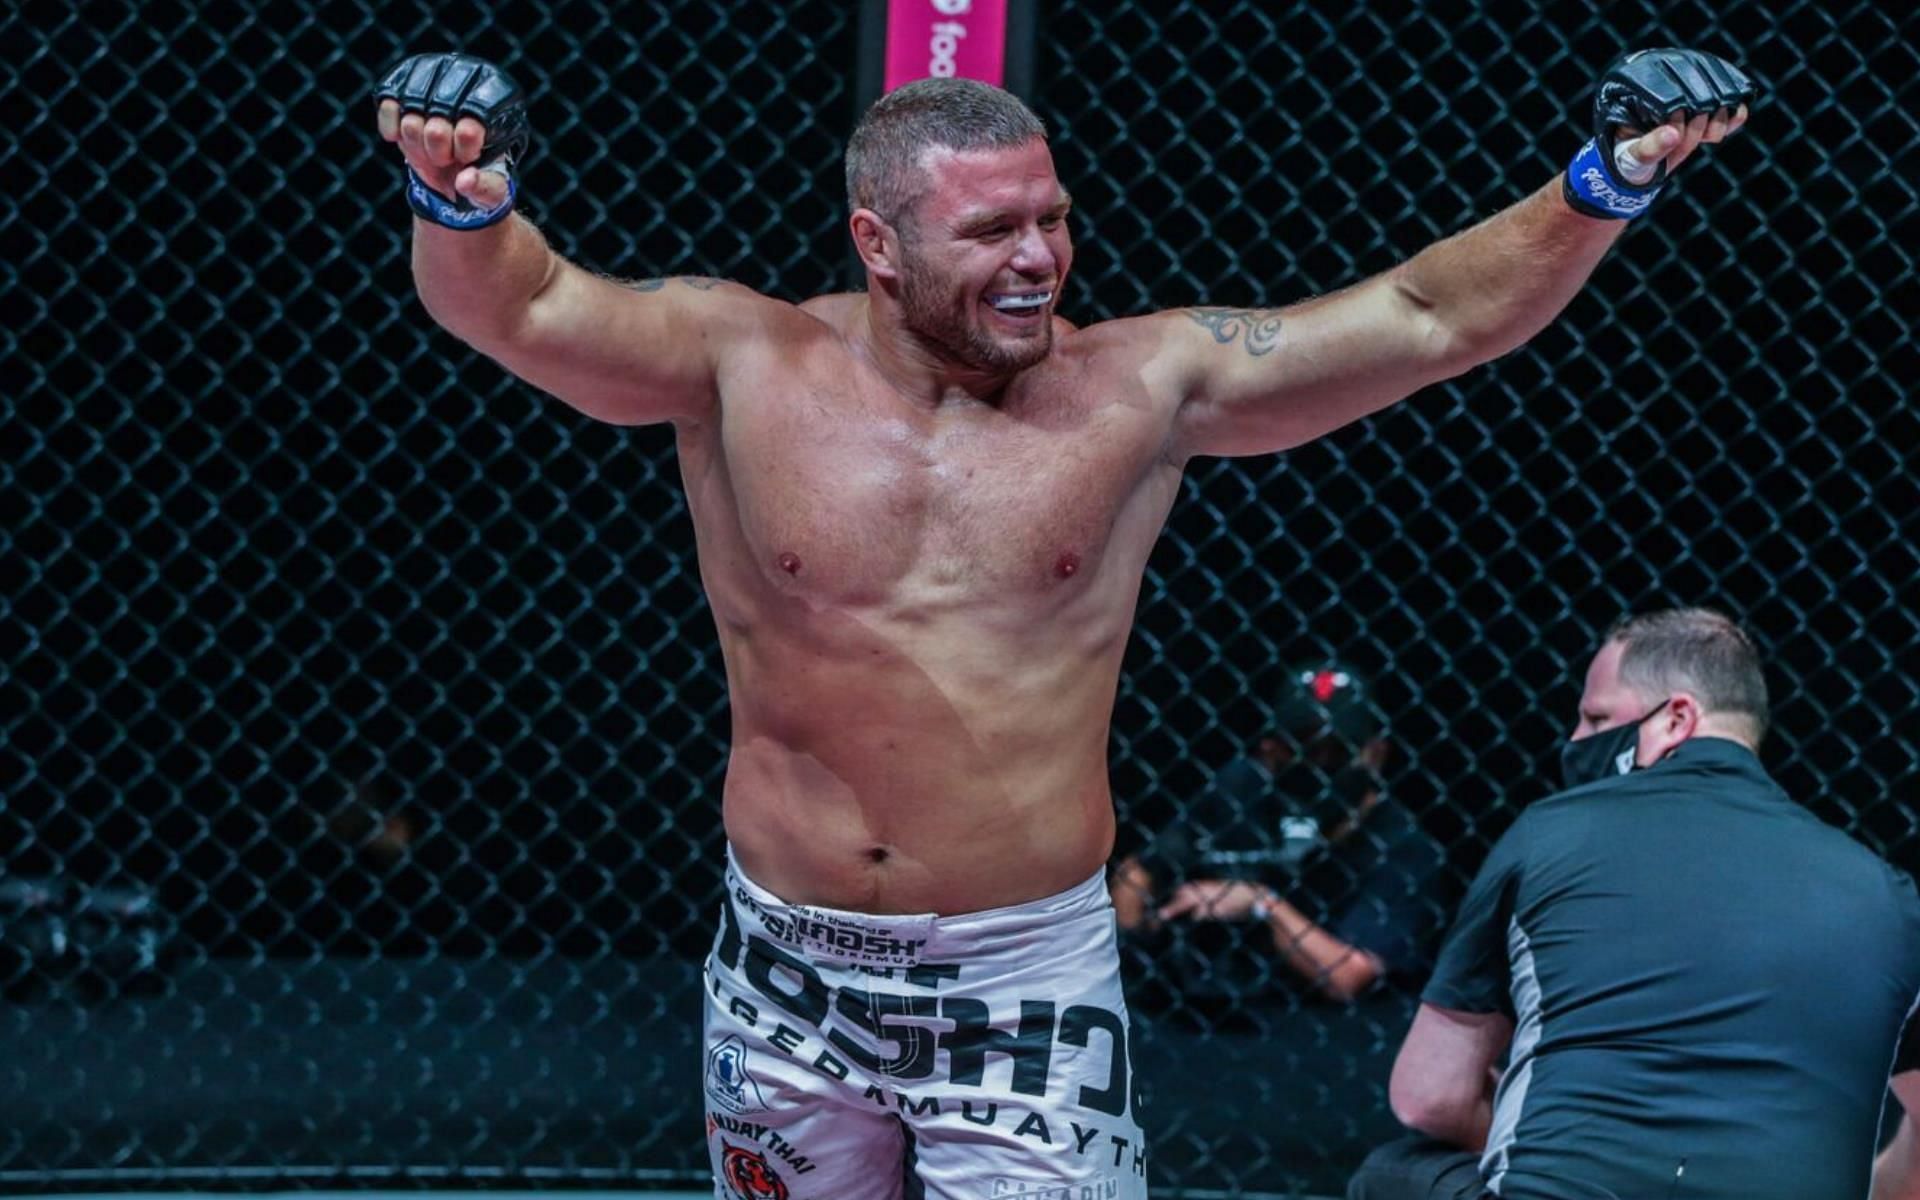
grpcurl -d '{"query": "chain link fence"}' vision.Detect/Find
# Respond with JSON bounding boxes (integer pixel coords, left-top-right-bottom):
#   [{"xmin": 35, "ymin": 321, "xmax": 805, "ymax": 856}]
[{"xmin": 3, "ymin": 0, "xmax": 1914, "ymax": 1194}]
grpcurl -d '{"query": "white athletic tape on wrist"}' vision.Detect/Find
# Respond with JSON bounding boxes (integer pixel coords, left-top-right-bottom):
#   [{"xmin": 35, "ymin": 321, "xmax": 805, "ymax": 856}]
[{"xmin": 1613, "ymin": 138, "xmax": 1661, "ymax": 186}]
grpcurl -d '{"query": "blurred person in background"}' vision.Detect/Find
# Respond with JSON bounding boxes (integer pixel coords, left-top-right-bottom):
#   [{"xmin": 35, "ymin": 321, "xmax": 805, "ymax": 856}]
[{"xmin": 1112, "ymin": 663, "xmax": 1447, "ymax": 1018}]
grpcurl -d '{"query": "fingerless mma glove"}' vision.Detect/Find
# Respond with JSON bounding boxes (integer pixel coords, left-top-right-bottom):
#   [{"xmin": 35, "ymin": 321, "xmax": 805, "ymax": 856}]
[
  {"xmin": 1563, "ymin": 47, "xmax": 1757, "ymax": 220},
  {"xmin": 374, "ymin": 52, "xmax": 531, "ymax": 230}
]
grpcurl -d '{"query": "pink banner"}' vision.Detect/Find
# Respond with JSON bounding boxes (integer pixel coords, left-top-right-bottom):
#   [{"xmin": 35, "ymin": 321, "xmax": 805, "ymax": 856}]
[{"xmin": 883, "ymin": 0, "xmax": 1009, "ymax": 92}]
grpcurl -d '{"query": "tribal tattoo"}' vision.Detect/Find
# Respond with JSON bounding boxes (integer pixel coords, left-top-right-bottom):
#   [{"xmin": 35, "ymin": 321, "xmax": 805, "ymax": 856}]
[{"xmin": 1186, "ymin": 307, "xmax": 1283, "ymax": 357}]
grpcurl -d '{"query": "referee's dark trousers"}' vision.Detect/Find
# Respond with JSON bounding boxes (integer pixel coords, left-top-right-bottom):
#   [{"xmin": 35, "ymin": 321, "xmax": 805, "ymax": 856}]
[{"xmin": 1347, "ymin": 1136, "xmax": 1494, "ymax": 1200}]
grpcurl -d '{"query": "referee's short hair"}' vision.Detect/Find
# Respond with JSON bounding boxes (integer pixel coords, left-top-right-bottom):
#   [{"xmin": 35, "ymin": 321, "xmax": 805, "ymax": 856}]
[{"xmin": 1606, "ymin": 607, "xmax": 1770, "ymax": 746}]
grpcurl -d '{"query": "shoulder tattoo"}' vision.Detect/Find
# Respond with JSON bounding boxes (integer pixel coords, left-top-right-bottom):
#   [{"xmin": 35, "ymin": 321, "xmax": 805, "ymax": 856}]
[{"xmin": 1186, "ymin": 307, "xmax": 1282, "ymax": 357}]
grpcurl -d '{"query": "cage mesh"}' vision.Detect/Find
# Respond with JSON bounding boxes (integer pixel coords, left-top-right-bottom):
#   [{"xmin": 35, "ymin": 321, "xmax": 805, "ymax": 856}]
[{"xmin": 3, "ymin": 0, "xmax": 1914, "ymax": 1193}]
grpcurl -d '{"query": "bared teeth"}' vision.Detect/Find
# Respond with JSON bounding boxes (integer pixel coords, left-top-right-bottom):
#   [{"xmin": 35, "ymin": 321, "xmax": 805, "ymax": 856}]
[{"xmin": 988, "ymin": 291, "xmax": 1051, "ymax": 311}]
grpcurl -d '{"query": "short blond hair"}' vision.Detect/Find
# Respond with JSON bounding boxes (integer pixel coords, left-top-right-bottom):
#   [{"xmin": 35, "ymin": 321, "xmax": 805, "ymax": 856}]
[{"xmin": 845, "ymin": 77, "xmax": 1047, "ymax": 226}]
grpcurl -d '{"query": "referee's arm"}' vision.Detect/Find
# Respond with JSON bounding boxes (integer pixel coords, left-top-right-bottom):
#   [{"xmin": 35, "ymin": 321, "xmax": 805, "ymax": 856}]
[
  {"xmin": 1875, "ymin": 1073, "xmax": 1920, "ymax": 1200},
  {"xmin": 1388, "ymin": 1003, "xmax": 1512, "ymax": 1151}
]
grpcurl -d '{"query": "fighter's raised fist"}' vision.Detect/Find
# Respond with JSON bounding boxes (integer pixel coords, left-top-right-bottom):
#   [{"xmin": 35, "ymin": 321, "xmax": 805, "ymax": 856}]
[
  {"xmin": 374, "ymin": 53, "xmax": 529, "ymax": 227},
  {"xmin": 1563, "ymin": 47, "xmax": 1755, "ymax": 220}
]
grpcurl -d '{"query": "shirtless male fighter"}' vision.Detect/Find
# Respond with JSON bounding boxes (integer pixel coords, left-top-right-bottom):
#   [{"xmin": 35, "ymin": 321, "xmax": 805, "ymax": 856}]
[{"xmin": 373, "ymin": 48, "xmax": 1753, "ymax": 1199}]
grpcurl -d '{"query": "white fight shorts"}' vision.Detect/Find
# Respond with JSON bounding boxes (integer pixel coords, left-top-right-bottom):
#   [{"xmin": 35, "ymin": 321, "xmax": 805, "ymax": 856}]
[{"xmin": 702, "ymin": 847, "xmax": 1150, "ymax": 1200}]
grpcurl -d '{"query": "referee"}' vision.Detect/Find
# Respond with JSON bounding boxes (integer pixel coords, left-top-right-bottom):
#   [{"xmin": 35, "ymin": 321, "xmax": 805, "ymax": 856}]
[{"xmin": 1351, "ymin": 608, "xmax": 1920, "ymax": 1200}]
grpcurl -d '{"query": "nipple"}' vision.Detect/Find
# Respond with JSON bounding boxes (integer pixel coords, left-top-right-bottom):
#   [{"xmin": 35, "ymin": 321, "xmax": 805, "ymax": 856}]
[
  {"xmin": 777, "ymin": 552, "xmax": 802, "ymax": 575},
  {"xmin": 1055, "ymin": 552, "xmax": 1081, "ymax": 579}
]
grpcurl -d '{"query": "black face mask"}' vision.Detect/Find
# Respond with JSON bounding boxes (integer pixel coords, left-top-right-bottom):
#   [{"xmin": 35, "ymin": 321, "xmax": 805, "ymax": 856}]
[{"xmin": 1558, "ymin": 700, "xmax": 1668, "ymax": 790}]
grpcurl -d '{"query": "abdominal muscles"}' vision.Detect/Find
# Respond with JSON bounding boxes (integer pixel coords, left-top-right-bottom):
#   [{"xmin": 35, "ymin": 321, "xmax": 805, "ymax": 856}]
[{"xmin": 714, "ymin": 579, "xmax": 1130, "ymax": 916}]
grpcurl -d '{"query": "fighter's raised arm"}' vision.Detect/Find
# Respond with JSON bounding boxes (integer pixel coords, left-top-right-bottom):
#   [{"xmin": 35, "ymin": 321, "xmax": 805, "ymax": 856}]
[
  {"xmin": 1160, "ymin": 47, "xmax": 1755, "ymax": 460},
  {"xmin": 372, "ymin": 53, "xmax": 803, "ymax": 427}
]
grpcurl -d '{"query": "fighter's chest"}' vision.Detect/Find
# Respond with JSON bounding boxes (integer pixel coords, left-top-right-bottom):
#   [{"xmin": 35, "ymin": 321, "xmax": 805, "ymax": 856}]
[{"xmin": 718, "ymin": 400, "xmax": 1146, "ymax": 599}]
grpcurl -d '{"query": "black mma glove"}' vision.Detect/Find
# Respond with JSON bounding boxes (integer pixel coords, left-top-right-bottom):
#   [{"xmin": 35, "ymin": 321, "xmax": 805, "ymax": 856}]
[
  {"xmin": 1563, "ymin": 47, "xmax": 1757, "ymax": 220},
  {"xmin": 373, "ymin": 52, "xmax": 531, "ymax": 230}
]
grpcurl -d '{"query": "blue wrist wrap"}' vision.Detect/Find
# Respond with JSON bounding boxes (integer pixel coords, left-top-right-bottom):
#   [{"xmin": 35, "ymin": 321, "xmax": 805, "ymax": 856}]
[
  {"xmin": 405, "ymin": 166, "xmax": 516, "ymax": 230},
  {"xmin": 1562, "ymin": 138, "xmax": 1662, "ymax": 220}
]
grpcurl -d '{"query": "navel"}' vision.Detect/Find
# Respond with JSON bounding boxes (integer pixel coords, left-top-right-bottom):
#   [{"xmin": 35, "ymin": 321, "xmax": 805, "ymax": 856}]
[
  {"xmin": 777, "ymin": 552, "xmax": 802, "ymax": 575},
  {"xmin": 1054, "ymin": 551, "xmax": 1081, "ymax": 579},
  {"xmin": 866, "ymin": 846, "xmax": 891, "ymax": 864}
]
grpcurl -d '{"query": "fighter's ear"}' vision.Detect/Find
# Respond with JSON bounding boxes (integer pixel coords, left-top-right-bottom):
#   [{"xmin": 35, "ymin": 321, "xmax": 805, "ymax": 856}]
[{"xmin": 850, "ymin": 208, "xmax": 903, "ymax": 280}]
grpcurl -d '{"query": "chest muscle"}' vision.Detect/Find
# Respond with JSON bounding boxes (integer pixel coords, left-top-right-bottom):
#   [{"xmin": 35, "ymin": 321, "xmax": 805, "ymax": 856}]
[{"xmin": 721, "ymin": 392, "xmax": 1146, "ymax": 603}]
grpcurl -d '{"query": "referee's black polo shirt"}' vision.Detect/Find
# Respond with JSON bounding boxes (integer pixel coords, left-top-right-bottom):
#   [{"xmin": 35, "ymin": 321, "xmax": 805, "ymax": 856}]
[{"xmin": 1426, "ymin": 736, "xmax": 1920, "ymax": 1200}]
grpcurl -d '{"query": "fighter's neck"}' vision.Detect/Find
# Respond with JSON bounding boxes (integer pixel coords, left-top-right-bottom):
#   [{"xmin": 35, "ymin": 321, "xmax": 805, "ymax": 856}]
[{"xmin": 852, "ymin": 297, "xmax": 1019, "ymax": 410}]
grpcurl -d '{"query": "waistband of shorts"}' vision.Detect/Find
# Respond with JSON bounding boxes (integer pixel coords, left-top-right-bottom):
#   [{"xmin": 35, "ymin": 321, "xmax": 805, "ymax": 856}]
[{"xmin": 724, "ymin": 843, "xmax": 1110, "ymax": 961}]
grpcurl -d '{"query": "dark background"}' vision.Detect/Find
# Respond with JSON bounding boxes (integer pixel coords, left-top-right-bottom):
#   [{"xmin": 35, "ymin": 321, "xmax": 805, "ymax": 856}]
[{"xmin": 3, "ymin": 0, "xmax": 1915, "ymax": 1192}]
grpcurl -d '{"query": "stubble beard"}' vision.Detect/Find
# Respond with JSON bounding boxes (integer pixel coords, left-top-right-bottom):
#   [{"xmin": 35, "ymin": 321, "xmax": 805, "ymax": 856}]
[{"xmin": 898, "ymin": 246, "xmax": 1051, "ymax": 376}]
